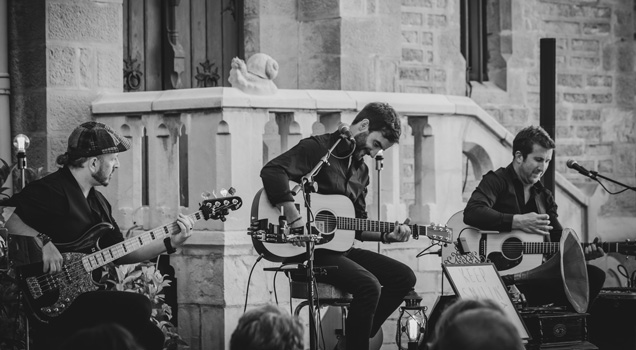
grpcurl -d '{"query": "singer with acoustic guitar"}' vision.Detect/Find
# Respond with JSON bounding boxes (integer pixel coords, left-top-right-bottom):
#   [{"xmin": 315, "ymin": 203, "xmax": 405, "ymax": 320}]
[
  {"xmin": 3, "ymin": 122, "xmax": 196, "ymax": 350},
  {"xmin": 463, "ymin": 125, "xmax": 606, "ymax": 311},
  {"xmin": 260, "ymin": 102, "xmax": 416, "ymax": 350}
]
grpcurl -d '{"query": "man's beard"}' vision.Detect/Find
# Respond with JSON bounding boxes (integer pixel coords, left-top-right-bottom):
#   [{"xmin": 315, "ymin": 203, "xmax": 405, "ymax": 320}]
[{"xmin": 92, "ymin": 167, "xmax": 112, "ymax": 186}]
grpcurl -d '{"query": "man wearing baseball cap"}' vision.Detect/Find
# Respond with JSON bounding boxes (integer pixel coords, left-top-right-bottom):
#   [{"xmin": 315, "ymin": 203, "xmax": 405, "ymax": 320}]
[{"xmin": 5, "ymin": 121, "xmax": 195, "ymax": 350}]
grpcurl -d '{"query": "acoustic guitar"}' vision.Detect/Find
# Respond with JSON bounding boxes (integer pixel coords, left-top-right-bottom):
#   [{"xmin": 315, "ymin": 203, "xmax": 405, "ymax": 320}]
[
  {"xmin": 443, "ymin": 210, "xmax": 636, "ymax": 275},
  {"xmin": 250, "ymin": 187, "xmax": 452, "ymax": 262},
  {"xmin": 17, "ymin": 195, "xmax": 242, "ymax": 323}
]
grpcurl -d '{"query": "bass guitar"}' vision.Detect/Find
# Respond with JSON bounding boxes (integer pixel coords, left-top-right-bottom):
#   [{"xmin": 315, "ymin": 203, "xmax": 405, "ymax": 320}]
[
  {"xmin": 249, "ymin": 187, "xmax": 452, "ymax": 262},
  {"xmin": 17, "ymin": 194, "xmax": 242, "ymax": 323},
  {"xmin": 443, "ymin": 210, "xmax": 636, "ymax": 275}
]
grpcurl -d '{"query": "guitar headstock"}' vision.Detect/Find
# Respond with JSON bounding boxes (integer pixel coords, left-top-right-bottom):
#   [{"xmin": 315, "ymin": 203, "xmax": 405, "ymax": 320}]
[
  {"xmin": 200, "ymin": 190, "xmax": 243, "ymax": 222},
  {"xmin": 425, "ymin": 223, "xmax": 453, "ymax": 244}
]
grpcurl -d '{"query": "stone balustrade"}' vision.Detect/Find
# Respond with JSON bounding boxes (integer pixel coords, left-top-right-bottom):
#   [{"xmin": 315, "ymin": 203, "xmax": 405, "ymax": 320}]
[{"xmin": 92, "ymin": 87, "xmax": 601, "ymax": 350}]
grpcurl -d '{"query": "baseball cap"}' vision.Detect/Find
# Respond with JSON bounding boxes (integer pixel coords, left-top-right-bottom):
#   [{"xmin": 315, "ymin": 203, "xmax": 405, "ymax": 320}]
[{"xmin": 67, "ymin": 121, "xmax": 131, "ymax": 158}]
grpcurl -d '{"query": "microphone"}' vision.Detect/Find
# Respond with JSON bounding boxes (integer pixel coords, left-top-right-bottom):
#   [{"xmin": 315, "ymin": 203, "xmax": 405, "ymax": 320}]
[
  {"xmin": 566, "ymin": 159, "xmax": 591, "ymax": 177},
  {"xmin": 338, "ymin": 124, "xmax": 355, "ymax": 142}
]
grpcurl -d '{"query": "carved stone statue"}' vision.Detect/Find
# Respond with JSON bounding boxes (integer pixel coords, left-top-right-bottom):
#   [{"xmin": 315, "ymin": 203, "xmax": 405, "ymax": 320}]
[{"xmin": 228, "ymin": 53, "xmax": 279, "ymax": 95}]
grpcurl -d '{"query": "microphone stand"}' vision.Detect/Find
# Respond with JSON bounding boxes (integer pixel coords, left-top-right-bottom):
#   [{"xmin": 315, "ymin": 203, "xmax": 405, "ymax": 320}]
[
  {"xmin": 17, "ymin": 151, "xmax": 26, "ymax": 191},
  {"xmin": 587, "ymin": 171, "xmax": 636, "ymax": 192},
  {"xmin": 290, "ymin": 135, "xmax": 350, "ymax": 350},
  {"xmin": 375, "ymin": 151, "xmax": 384, "ymax": 253}
]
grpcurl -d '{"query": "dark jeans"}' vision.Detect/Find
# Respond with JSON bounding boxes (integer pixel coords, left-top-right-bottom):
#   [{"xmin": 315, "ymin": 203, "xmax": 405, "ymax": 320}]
[
  {"xmin": 314, "ymin": 248, "xmax": 417, "ymax": 350},
  {"xmin": 31, "ymin": 290, "xmax": 164, "ymax": 350},
  {"xmin": 517, "ymin": 264, "xmax": 606, "ymax": 312}
]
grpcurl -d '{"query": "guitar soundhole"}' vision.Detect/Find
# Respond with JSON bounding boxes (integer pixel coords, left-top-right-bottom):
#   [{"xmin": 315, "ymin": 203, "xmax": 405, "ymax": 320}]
[
  {"xmin": 501, "ymin": 237, "xmax": 523, "ymax": 260},
  {"xmin": 314, "ymin": 211, "xmax": 337, "ymax": 235}
]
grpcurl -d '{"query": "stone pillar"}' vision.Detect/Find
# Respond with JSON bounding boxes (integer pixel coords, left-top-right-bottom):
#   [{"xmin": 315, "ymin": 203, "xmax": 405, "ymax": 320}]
[
  {"xmin": 9, "ymin": 0, "xmax": 123, "ymax": 171},
  {"xmin": 1, "ymin": 0, "xmax": 11, "ymax": 184}
]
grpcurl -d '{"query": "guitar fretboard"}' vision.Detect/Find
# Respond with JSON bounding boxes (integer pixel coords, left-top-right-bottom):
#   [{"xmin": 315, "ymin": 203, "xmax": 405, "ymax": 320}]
[
  {"xmin": 336, "ymin": 217, "xmax": 414, "ymax": 233},
  {"xmin": 523, "ymin": 241, "xmax": 623, "ymax": 254},
  {"xmin": 81, "ymin": 211, "xmax": 203, "ymax": 272}
]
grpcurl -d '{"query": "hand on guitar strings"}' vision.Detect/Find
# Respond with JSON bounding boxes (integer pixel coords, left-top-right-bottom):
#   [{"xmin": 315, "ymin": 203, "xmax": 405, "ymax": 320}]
[
  {"xmin": 174, "ymin": 213, "xmax": 196, "ymax": 247},
  {"xmin": 386, "ymin": 218, "xmax": 412, "ymax": 242},
  {"xmin": 512, "ymin": 212, "xmax": 552, "ymax": 237},
  {"xmin": 584, "ymin": 237, "xmax": 606, "ymax": 261},
  {"xmin": 42, "ymin": 242, "xmax": 64, "ymax": 275}
]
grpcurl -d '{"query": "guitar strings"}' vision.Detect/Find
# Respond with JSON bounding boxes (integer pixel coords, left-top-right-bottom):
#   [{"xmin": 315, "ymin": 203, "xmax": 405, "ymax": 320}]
[{"xmin": 29, "ymin": 203, "xmax": 234, "ymax": 295}]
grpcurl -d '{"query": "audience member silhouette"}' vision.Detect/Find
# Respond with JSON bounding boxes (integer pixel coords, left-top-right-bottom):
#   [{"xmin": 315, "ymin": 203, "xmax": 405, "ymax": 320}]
[
  {"xmin": 58, "ymin": 322, "xmax": 144, "ymax": 350},
  {"xmin": 230, "ymin": 304, "xmax": 303, "ymax": 350},
  {"xmin": 429, "ymin": 298, "xmax": 524, "ymax": 350}
]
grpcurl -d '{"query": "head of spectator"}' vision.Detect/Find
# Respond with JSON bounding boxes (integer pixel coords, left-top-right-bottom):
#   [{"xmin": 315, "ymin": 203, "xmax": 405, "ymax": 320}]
[
  {"xmin": 230, "ymin": 304, "xmax": 303, "ymax": 350},
  {"xmin": 429, "ymin": 298, "xmax": 523, "ymax": 350},
  {"xmin": 58, "ymin": 322, "xmax": 144, "ymax": 350}
]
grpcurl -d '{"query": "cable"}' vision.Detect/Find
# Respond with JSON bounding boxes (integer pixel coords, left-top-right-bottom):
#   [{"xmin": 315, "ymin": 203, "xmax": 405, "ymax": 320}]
[{"xmin": 243, "ymin": 254, "xmax": 264, "ymax": 313}]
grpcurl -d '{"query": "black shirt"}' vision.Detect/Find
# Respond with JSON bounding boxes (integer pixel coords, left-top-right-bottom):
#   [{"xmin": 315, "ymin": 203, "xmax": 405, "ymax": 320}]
[
  {"xmin": 6, "ymin": 166, "xmax": 124, "ymax": 247},
  {"xmin": 464, "ymin": 163, "xmax": 563, "ymax": 242},
  {"xmin": 260, "ymin": 132, "xmax": 369, "ymax": 238}
]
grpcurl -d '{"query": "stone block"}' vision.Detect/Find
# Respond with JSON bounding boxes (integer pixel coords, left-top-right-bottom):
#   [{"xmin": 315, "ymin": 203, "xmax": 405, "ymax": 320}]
[
  {"xmin": 557, "ymin": 73, "xmax": 584, "ymax": 88},
  {"xmin": 591, "ymin": 93, "xmax": 612, "ymax": 104},
  {"xmin": 402, "ymin": 12, "xmax": 423, "ymax": 26},
  {"xmin": 587, "ymin": 75, "xmax": 612, "ymax": 87},
  {"xmin": 615, "ymin": 73, "xmax": 636, "ymax": 107},
  {"xmin": 399, "ymin": 66, "xmax": 429, "ymax": 81},
  {"xmin": 570, "ymin": 56, "xmax": 600, "ymax": 69},
  {"xmin": 572, "ymin": 39, "xmax": 599, "ymax": 52},
  {"xmin": 575, "ymin": 126, "xmax": 601, "ymax": 140},
  {"xmin": 298, "ymin": 0, "xmax": 339, "ymax": 21},
  {"xmin": 558, "ymin": 143, "xmax": 584, "ymax": 157},
  {"xmin": 422, "ymin": 32, "xmax": 433, "ymax": 46},
  {"xmin": 260, "ymin": 0, "xmax": 297, "ymax": 17},
  {"xmin": 527, "ymin": 72, "xmax": 539, "ymax": 86},
  {"xmin": 48, "ymin": 46, "xmax": 77, "ymax": 87},
  {"xmin": 298, "ymin": 56, "xmax": 341, "ymax": 90},
  {"xmin": 598, "ymin": 158, "xmax": 613, "ymax": 173},
  {"xmin": 616, "ymin": 43, "xmax": 634, "ymax": 72},
  {"xmin": 564, "ymin": 93, "xmax": 588, "ymax": 104},
  {"xmin": 572, "ymin": 109, "xmax": 601, "ymax": 122},
  {"xmin": 427, "ymin": 14, "xmax": 447, "ymax": 28},
  {"xmin": 48, "ymin": 2, "xmax": 121, "ymax": 43},
  {"xmin": 501, "ymin": 108, "xmax": 528, "ymax": 124},
  {"xmin": 583, "ymin": 22, "xmax": 610, "ymax": 35},
  {"xmin": 402, "ymin": 48, "xmax": 424, "ymax": 62},
  {"xmin": 97, "ymin": 48, "xmax": 122, "ymax": 89},
  {"xmin": 48, "ymin": 92, "xmax": 93, "ymax": 132},
  {"xmin": 299, "ymin": 18, "xmax": 341, "ymax": 57},
  {"xmin": 586, "ymin": 143, "xmax": 612, "ymax": 156},
  {"xmin": 200, "ymin": 306, "xmax": 226, "ymax": 350},
  {"xmin": 556, "ymin": 125, "xmax": 574, "ymax": 138},
  {"xmin": 402, "ymin": 0, "xmax": 433, "ymax": 7},
  {"xmin": 402, "ymin": 30, "xmax": 418, "ymax": 44},
  {"xmin": 543, "ymin": 21, "xmax": 580, "ymax": 35}
]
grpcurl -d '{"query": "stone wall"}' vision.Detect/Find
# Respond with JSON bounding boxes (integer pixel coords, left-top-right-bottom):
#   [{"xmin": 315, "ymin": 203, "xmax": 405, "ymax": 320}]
[
  {"xmin": 9, "ymin": 0, "xmax": 123, "ymax": 171},
  {"xmin": 245, "ymin": 0, "xmax": 636, "ymax": 233}
]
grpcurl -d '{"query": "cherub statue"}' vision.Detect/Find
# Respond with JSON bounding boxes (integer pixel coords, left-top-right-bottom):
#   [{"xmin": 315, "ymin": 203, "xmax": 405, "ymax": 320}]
[{"xmin": 228, "ymin": 53, "xmax": 279, "ymax": 95}]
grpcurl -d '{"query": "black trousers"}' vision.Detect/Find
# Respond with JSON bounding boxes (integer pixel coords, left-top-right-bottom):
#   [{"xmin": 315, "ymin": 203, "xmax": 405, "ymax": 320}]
[
  {"xmin": 31, "ymin": 290, "xmax": 164, "ymax": 350},
  {"xmin": 517, "ymin": 264, "xmax": 606, "ymax": 312},
  {"xmin": 313, "ymin": 248, "xmax": 417, "ymax": 350}
]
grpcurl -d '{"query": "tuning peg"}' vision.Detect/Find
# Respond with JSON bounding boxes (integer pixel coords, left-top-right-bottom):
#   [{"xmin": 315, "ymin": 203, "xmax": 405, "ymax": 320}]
[
  {"xmin": 228, "ymin": 187, "xmax": 236, "ymax": 196},
  {"xmin": 211, "ymin": 190, "xmax": 218, "ymax": 198},
  {"xmin": 220, "ymin": 188, "xmax": 229, "ymax": 197},
  {"xmin": 201, "ymin": 191, "xmax": 211, "ymax": 200}
]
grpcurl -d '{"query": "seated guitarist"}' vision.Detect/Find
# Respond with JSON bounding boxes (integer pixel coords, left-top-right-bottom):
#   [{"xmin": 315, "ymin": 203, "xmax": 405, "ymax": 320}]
[
  {"xmin": 3, "ymin": 122, "xmax": 195, "ymax": 350},
  {"xmin": 463, "ymin": 125, "xmax": 606, "ymax": 310},
  {"xmin": 260, "ymin": 102, "xmax": 416, "ymax": 350}
]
